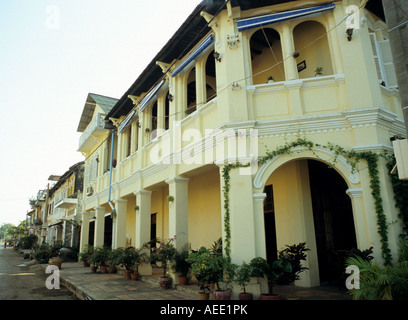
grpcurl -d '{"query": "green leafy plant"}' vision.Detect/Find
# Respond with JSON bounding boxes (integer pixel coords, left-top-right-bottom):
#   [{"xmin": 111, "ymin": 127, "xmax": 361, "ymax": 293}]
[
  {"xmin": 278, "ymin": 242, "xmax": 310, "ymax": 283},
  {"xmin": 89, "ymin": 246, "xmax": 111, "ymax": 268},
  {"xmin": 34, "ymin": 243, "xmax": 52, "ymax": 262},
  {"xmin": 111, "ymin": 247, "xmax": 148, "ymax": 272},
  {"xmin": 346, "ymin": 239, "xmax": 408, "ymax": 300},
  {"xmin": 172, "ymin": 247, "xmax": 191, "ymax": 278},
  {"xmin": 79, "ymin": 244, "xmax": 94, "ymax": 263},
  {"xmin": 187, "ymin": 246, "xmax": 226, "ymax": 292},
  {"xmin": 250, "ymin": 257, "xmax": 292, "ymax": 296},
  {"xmin": 233, "ymin": 261, "xmax": 252, "ymax": 294},
  {"xmin": 148, "ymin": 238, "xmax": 177, "ymax": 277}
]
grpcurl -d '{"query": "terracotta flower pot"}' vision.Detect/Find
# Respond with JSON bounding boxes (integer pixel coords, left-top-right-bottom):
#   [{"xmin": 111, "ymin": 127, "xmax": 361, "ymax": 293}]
[
  {"xmin": 213, "ymin": 290, "xmax": 231, "ymax": 300},
  {"xmin": 49, "ymin": 257, "xmax": 62, "ymax": 269},
  {"xmin": 239, "ymin": 292, "xmax": 253, "ymax": 300},
  {"xmin": 159, "ymin": 277, "xmax": 172, "ymax": 289},
  {"xmin": 124, "ymin": 269, "xmax": 133, "ymax": 279},
  {"xmin": 198, "ymin": 292, "xmax": 210, "ymax": 300},
  {"xmin": 178, "ymin": 275, "xmax": 188, "ymax": 286},
  {"xmin": 100, "ymin": 265, "xmax": 108, "ymax": 273},
  {"xmin": 130, "ymin": 272, "xmax": 139, "ymax": 281}
]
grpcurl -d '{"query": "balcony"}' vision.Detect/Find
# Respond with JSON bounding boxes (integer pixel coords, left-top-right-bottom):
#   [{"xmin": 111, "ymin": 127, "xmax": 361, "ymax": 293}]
[{"xmin": 78, "ymin": 113, "xmax": 111, "ymax": 152}]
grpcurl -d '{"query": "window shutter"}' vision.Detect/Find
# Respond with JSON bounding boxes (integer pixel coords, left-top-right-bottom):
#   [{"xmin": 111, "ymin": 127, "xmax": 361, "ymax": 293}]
[
  {"xmin": 379, "ymin": 39, "xmax": 398, "ymax": 88},
  {"xmin": 369, "ymin": 33, "xmax": 385, "ymax": 83}
]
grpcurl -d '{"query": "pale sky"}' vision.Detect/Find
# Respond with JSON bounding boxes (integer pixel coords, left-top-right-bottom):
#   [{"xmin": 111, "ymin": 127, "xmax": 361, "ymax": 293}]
[{"xmin": 0, "ymin": 0, "xmax": 202, "ymax": 226}]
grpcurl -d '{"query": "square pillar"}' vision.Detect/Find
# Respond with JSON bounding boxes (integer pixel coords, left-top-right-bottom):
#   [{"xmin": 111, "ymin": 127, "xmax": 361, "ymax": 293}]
[
  {"xmin": 280, "ymin": 23, "xmax": 299, "ymax": 81},
  {"xmin": 113, "ymin": 198, "xmax": 127, "ymax": 249},
  {"xmin": 220, "ymin": 166, "xmax": 257, "ymax": 264},
  {"xmin": 134, "ymin": 190, "xmax": 152, "ymax": 275},
  {"xmin": 79, "ymin": 212, "xmax": 90, "ymax": 253},
  {"xmin": 94, "ymin": 206, "xmax": 105, "ymax": 248},
  {"xmin": 165, "ymin": 177, "xmax": 189, "ymax": 250}
]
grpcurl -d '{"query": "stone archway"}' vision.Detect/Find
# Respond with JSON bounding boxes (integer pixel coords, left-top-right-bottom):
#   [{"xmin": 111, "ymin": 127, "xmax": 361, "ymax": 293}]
[{"xmin": 254, "ymin": 146, "xmax": 360, "ymax": 287}]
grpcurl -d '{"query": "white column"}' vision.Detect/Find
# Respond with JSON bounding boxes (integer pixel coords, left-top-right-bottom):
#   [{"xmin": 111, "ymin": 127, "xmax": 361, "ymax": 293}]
[
  {"xmin": 165, "ymin": 176, "xmax": 189, "ymax": 250},
  {"xmin": 113, "ymin": 198, "xmax": 127, "ymax": 249},
  {"xmin": 280, "ymin": 23, "xmax": 299, "ymax": 81},
  {"xmin": 253, "ymin": 193, "xmax": 267, "ymax": 258},
  {"xmin": 93, "ymin": 206, "xmax": 105, "ymax": 248},
  {"xmin": 219, "ymin": 166, "xmax": 257, "ymax": 264},
  {"xmin": 79, "ymin": 212, "xmax": 90, "ymax": 253},
  {"xmin": 134, "ymin": 190, "xmax": 152, "ymax": 248}
]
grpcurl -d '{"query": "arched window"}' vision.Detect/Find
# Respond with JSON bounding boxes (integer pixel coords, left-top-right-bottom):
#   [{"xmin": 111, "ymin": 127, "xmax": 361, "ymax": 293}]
[
  {"xmin": 250, "ymin": 28, "xmax": 284, "ymax": 84},
  {"xmin": 293, "ymin": 21, "xmax": 333, "ymax": 79}
]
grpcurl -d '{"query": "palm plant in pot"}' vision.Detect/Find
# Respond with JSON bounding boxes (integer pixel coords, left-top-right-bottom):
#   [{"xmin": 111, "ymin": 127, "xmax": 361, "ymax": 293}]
[
  {"xmin": 149, "ymin": 237, "xmax": 177, "ymax": 289},
  {"xmin": 250, "ymin": 257, "xmax": 292, "ymax": 300}
]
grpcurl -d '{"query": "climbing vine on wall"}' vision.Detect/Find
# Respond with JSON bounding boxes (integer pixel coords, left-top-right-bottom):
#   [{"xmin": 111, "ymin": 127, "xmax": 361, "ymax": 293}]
[
  {"xmin": 384, "ymin": 153, "xmax": 408, "ymax": 238},
  {"xmin": 222, "ymin": 137, "xmax": 394, "ymax": 266}
]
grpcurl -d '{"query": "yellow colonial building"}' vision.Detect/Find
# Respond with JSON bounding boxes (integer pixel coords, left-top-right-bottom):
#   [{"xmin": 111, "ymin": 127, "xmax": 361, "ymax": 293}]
[{"xmin": 78, "ymin": 0, "xmax": 405, "ymax": 293}]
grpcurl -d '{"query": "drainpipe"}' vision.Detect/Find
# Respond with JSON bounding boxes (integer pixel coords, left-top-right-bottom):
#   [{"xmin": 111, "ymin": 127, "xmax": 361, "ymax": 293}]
[{"xmin": 108, "ymin": 129, "xmax": 116, "ymax": 214}]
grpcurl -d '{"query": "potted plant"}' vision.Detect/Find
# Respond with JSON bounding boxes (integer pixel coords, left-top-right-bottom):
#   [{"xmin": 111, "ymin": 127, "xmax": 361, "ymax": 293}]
[
  {"xmin": 172, "ymin": 247, "xmax": 191, "ymax": 285},
  {"xmin": 79, "ymin": 244, "xmax": 94, "ymax": 267},
  {"xmin": 315, "ymin": 67, "xmax": 323, "ymax": 76},
  {"xmin": 277, "ymin": 242, "xmax": 310, "ymax": 284},
  {"xmin": 186, "ymin": 246, "xmax": 227, "ymax": 300},
  {"xmin": 89, "ymin": 246, "xmax": 111, "ymax": 273},
  {"xmin": 250, "ymin": 257, "xmax": 292, "ymax": 300},
  {"xmin": 149, "ymin": 238, "xmax": 177, "ymax": 289},
  {"xmin": 234, "ymin": 261, "xmax": 254, "ymax": 300},
  {"xmin": 267, "ymin": 76, "xmax": 275, "ymax": 83},
  {"xmin": 113, "ymin": 247, "xmax": 147, "ymax": 279}
]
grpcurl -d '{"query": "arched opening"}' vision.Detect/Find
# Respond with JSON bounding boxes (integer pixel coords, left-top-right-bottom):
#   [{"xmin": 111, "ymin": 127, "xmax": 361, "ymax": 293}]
[
  {"xmin": 293, "ymin": 20, "xmax": 333, "ymax": 79},
  {"xmin": 186, "ymin": 67, "xmax": 196, "ymax": 115},
  {"xmin": 206, "ymin": 50, "xmax": 217, "ymax": 102},
  {"xmin": 250, "ymin": 28, "xmax": 284, "ymax": 84},
  {"xmin": 151, "ymin": 101, "xmax": 158, "ymax": 140},
  {"xmin": 263, "ymin": 158, "xmax": 357, "ymax": 285}
]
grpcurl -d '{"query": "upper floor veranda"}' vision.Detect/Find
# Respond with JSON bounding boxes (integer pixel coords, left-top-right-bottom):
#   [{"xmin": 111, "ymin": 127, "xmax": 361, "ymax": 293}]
[{"xmin": 78, "ymin": 0, "xmax": 405, "ymax": 205}]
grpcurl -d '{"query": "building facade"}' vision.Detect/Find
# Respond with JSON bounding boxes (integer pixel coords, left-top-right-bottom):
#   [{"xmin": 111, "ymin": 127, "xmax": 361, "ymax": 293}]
[
  {"xmin": 41, "ymin": 162, "xmax": 84, "ymax": 247},
  {"xmin": 78, "ymin": 0, "xmax": 405, "ymax": 289}
]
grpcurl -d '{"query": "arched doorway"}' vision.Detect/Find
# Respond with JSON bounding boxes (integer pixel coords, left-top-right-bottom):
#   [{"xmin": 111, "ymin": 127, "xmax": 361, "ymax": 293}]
[{"xmin": 263, "ymin": 158, "xmax": 357, "ymax": 285}]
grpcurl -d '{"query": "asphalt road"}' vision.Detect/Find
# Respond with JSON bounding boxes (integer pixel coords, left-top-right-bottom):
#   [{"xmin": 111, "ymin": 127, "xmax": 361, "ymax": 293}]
[{"xmin": 0, "ymin": 245, "xmax": 77, "ymax": 300}]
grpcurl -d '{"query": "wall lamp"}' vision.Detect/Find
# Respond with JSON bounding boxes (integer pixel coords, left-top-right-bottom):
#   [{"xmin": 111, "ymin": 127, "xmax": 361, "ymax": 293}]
[
  {"xmin": 213, "ymin": 51, "xmax": 222, "ymax": 62},
  {"xmin": 167, "ymin": 93, "xmax": 174, "ymax": 102},
  {"xmin": 346, "ymin": 28, "xmax": 353, "ymax": 41}
]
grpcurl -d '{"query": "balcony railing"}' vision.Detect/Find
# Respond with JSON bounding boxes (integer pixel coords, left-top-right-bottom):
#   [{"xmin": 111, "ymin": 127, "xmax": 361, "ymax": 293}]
[{"xmin": 78, "ymin": 113, "xmax": 110, "ymax": 151}]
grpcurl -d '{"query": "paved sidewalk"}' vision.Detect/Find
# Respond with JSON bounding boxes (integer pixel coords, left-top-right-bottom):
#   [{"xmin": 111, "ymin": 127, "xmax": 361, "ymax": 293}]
[
  {"xmin": 39, "ymin": 261, "xmax": 199, "ymax": 300},
  {"xmin": 34, "ymin": 258, "xmax": 351, "ymax": 300}
]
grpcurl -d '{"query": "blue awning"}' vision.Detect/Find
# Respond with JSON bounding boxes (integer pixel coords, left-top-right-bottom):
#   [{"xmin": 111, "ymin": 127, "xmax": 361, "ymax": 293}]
[
  {"xmin": 139, "ymin": 78, "xmax": 166, "ymax": 112},
  {"xmin": 237, "ymin": 3, "xmax": 336, "ymax": 31},
  {"xmin": 119, "ymin": 109, "xmax": 137, "ymax": 133},
  {"xmin": 171, "ymin": 33, "xmax": 214, "ymax": 77}
]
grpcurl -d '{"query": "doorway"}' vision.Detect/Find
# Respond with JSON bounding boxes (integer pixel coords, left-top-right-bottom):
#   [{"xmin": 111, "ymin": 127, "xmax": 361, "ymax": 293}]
[
  {"xmin": 151, "ymin": 213, "xmax": 157, "ymax": 249},
  {"xmin": 263, "ymin": 184, "xmax": 278, "ymax": 265},
  {"xmin": 308, "ymin": 160, "xmax": 357, "ymax": 284}
]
